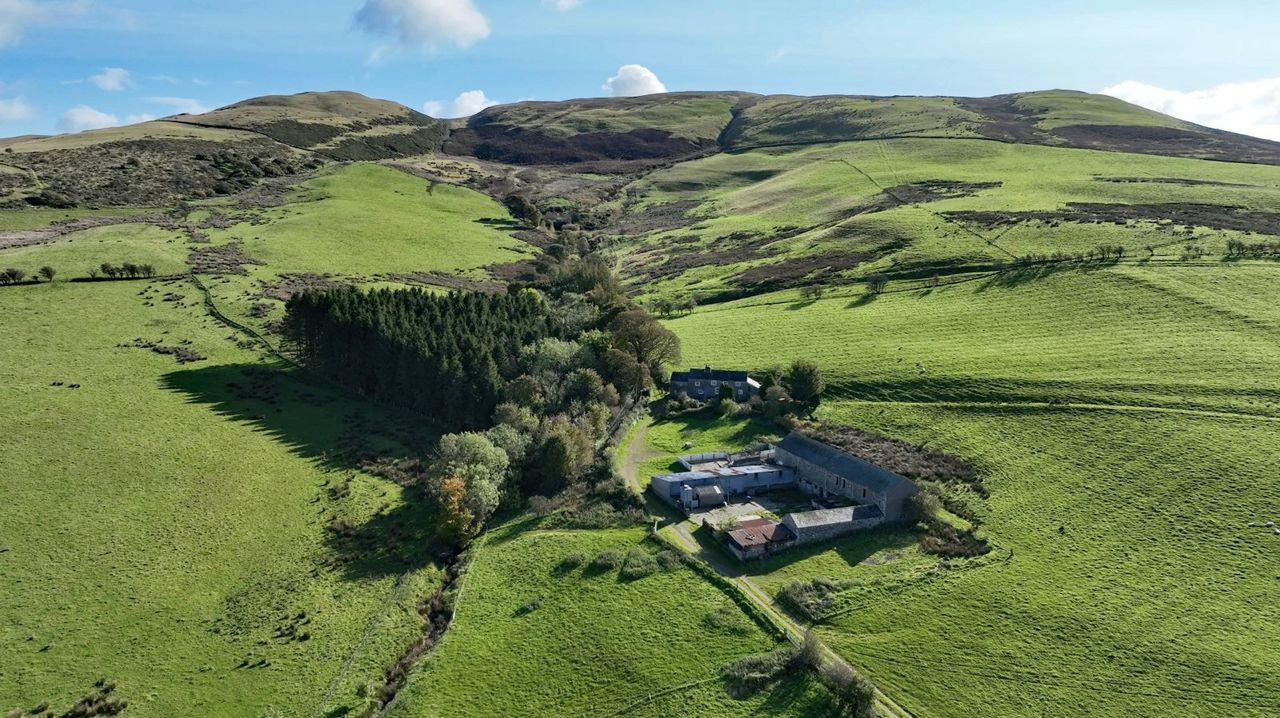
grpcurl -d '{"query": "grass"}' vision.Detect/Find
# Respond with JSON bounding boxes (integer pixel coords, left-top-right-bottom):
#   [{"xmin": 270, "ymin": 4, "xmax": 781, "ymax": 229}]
[
  {"xmin": 0, "ymin": 223, "xmax": 189, "ymax": 277},
  {"xmin": 204, "ymin": 164, "xmax": 533, "ymax": 278},
  {"xmin": 613, "ymin": 137, "xmax": 1280, "ymax": 299},
  {"xmin": 387, "ymin": 521, "xmax": 834, "ymax": 717},
  {"xmin": 0, "ymin": 280, "xmax": 443, "ymax": 717},
  {"xmin": 660, "ymin": 261, "xmax": 1280, "ymax": 717}
]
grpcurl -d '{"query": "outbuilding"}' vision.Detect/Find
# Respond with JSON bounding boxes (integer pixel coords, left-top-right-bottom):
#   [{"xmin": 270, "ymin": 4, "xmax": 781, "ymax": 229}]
[{"xmin": 772, "ymin": 433, "xmax": 918, "ymax": 522}]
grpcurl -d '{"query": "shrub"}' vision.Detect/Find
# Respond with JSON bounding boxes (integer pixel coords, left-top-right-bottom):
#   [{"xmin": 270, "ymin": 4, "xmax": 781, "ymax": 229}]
[
  {"xmin": 819, "ymin": 660, "xmax": 876, "ymax": 718},
  {"xmin": 718, "ymin": 398, "xmax": 739, "ymax": 417},
  {"xmin": 920, "ymin": 521, "xmax": 990, "ymax": 558},
  {"xmin": 619, "ymin": 548, "xmax": 660, "ymax": 580},
  {"xmin": 865, "ymin": 273, "xmax": 889, "ymax": 294},
  {"xmin": 655, "ymin": 549, "xmax": 683, "ymax": 571},
  {"xmin": 556, "ymin": 552, "xmax": 587, "ymax": 574},
  {"xmin": 590, "ymin": 549, "xmax": 625, "ymax": 571},
  {"xmin": 777, "ymin": 579, "xmax": 839, "ymax": 621},
  {"xmin": 721, "ymin": 647, "xmax": 799, "ymax": 698}
]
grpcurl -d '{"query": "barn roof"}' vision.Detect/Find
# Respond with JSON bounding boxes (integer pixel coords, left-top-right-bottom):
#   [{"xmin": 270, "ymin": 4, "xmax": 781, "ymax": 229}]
[
  {"xmin": 785, "ymin": 504, "xmax": 882, "ymax": 529},
  {"xmin": 774, "ymin": 433, "xmax": 914, "ymax": 495},
  {"xmin": 727, "ymin": 518, "xmax": 794, "ymax": 548},
  {"xmin": 670, "ymin": 366, "xmax": 752, "ymax": 383}
]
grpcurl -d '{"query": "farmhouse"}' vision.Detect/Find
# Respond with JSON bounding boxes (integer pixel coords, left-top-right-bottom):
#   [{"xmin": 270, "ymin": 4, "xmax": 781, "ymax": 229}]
[
  {"xmin": 649, "ymin": 432, "xmax": 920, "ymax": 558},
  {"xmin": 669, "ymin": 366, "xmax": 760, "ymax": 402}
]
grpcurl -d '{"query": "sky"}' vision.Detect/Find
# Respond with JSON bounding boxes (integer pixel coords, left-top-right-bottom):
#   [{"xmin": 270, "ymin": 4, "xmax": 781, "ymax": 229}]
[{"xmin": 2, "ymin": 0, "xmax": 1279, "ymax": 138}]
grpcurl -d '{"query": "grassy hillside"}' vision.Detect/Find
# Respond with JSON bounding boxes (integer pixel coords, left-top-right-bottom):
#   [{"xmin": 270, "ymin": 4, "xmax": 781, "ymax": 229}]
[
  {"xmin": 611, "ymin": 138, "xmax": 1280, "ymax": 300},
  {"xmin": 0, "ymin": 281, "xmax": 442, "ymax": 717},
  {"xmin": 387, "ymin": 522, "xmax": 835, "ymax": 718},
  {"xmin": 662, "ymin": 262, "xmax": 1280, "ymax": 717}
]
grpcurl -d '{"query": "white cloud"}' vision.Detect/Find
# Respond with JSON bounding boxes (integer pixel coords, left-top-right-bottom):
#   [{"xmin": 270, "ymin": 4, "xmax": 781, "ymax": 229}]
[
  {"xmin": 355, "ymin": 0, "xmax": 490, "ymax": 54},
  {"xmin": 0, "ymin": 0, "xmax": 91, "ymax": 47},
  {"xmin": 0, "ymin": 95, "xmax": 34, "ymax": 121},
  {"xmin": 1101, "ymin": 77, "xmax": 1280, "ymax": 142},
  {"xmin": 544, "ymin": 0, "xmax": 581, "ymax": 10},
  {"xmin": 0, "ymin": 0, "xmax": 45, "ymax": 47},
  {"xmin": 58, "ymin": 104, "xmax": 118, "ymax": 133},
  {"xmin": 125, "ymin": 112, "xmax": 154, "ymax": 123},
  {"xmin": 145, "ymin": 96, "xmax": 210, "ymax": 115},
  {"xmin": 89, "ymin": 66, "xmax": 130, "ymax": 91},
  {"xmin": 767, "ymin": 47, "xmax": 791, "ymax": 63},
  {"xmin": 422, "ymin": 89, "xmax": 498, "ymax": 118},
  {"xmin": 602, "ymin": 64, "xmax": 666, "ymax": 97}
]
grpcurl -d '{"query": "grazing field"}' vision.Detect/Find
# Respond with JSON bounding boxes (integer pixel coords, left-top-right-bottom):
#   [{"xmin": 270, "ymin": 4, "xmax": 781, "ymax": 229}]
[
  {"xmin": 0, "ymin": 281, "xmax": 442, "ymax": 718},
  {"xmin": 387, "ymin": 521, "xmax": 835, "ymax": 718},
  {"xmin": 0, "ymin": 223, "xmax": 188, "ymax": 277},
  {"xmin": 614, "ymin": 138, "xmax": 1280, "ymax": 299},
  {"xmin": 661, "ymin": 264, "xmax": 1280, "ymax": 717},
  {"xmin": 204, "ymin": 163, "xmax": 533, "ymax": 278}
]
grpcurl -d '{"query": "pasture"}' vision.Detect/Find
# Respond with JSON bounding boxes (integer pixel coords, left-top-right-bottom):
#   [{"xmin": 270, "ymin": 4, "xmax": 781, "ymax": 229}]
[
  {"xmin": 387, "ymin": 521, "xmax": 836, "ymax": 718},
  {"xmin": 0, "ymin": 281, "xmax": 442, "ymax": 717},
  {"xmin": 661, "ymin": 262, "xmax": 1280, "ymax": 716}
]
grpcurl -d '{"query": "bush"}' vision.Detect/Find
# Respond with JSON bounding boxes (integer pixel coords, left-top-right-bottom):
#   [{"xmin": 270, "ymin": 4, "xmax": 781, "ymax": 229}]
[
  {"xmin": 777, "ymin": 579, "xmax": 839, "ymax": 621},
  {"xmin": 702, "ymin": 604, "xmax": 754, "ymax": 636},
  {"xmin": 819, "ymin": 660, "xmax": 876, "ymax": 718},
  {"xmin": 655, "ymin": 549, "xmax": 683, "ymax": 571},
  {"xmin": 721, "ymin": 647, "xmax": 799, "ymax": 698},
  {"xmin": 718, "ymin": 398, "xmax": 739, "ymax": 417},
  {"xmin": 590, "ymin": 549, "xmax": 625, "ymax": 571},
  {"xmin": 555, "ymin": 552, "xmax": 587, "ymax": 575},
  {"xmin": 619, "ymin": 548, "xmax": 660, "ymax": 580}
]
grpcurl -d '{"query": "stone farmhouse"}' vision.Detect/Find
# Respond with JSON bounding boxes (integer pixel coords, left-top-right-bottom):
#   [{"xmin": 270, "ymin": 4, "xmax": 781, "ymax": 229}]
[
  {"xmin": 650, "ymin": 432, "xmax": 919, "ymax": 560},
  {"xmin": 669, "ymin": 367, "xmax": 761, "ymax": 402}
]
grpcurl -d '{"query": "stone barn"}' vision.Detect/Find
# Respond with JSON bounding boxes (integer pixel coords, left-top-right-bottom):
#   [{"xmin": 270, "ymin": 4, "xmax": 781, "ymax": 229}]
[
  {"xmin": 772, "ymin": 432, "xmax": 918, "ymax": 522},
  {"xmin": 782, "ymin": 505, "xmax": 885, "ymax": 545}
]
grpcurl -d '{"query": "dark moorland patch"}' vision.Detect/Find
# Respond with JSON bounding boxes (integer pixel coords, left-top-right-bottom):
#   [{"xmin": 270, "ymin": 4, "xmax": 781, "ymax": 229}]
[
  {"xmin": 1093, "ymin": 176, "xmax": 1257, "ymax": 188},
  {"xmin": 1053, "ymin": 123, "xmax": 1280, "ymax": 166},
  {"xmin": 866, "ymin": 180, "xmax": 1003, "ymax": 212},
  {"xmin": 258, "ymin": 272, "xmax": 351, "ymax": 301},
  {"xmin": 809, "ymin": 424, "xmax": 984, "ymax": 494},
  {"xmin": 731, "ymin": 249, "xmax": 874, "ymax": 288},
  {"xmin": 634, "ymin": 230, "xmax": 784, "ymax": 282},
  {"xmin": 385, "ymin": 271, "xmax": 505, "ymax": 294},
  {"xmin": 188, "ymin": 242, "xmax": 266, "ymax": 274},
  {"xmin": 945, "ymin": 202, "xmax": 1280, "ymax": 236},
  {"xmin": 444, "ymin": 124, "xmax": 714, "ymax": 165},
  {"xmin": 605, "ymin": 199, "xmax": 703, "ymax": 236}
]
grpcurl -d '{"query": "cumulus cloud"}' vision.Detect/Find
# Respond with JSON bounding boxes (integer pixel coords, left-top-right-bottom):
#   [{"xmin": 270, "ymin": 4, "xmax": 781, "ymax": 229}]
[
  {"xmin": 355, "ymin": 0, "xmax": 490, "ymax": 54},
  {"xmin": 1102, "ymin": 77, "xmax": 1280, "ymax": 141},
  {"xmin": 602, "ymin": 64, "xmax": 666, "ymax": 97},
  {"xmin": 89, "ymin": 66, "xmax": 130, "ymax": 91},
  {"xmin": 0, "ymin": 95, "xmax": 34, "ymax": 122},
  {"xmin": 58, "ymin": 104, "xmax": 118, "ymax": 133},
  {"xmin": 145, "ymin": 96, "xmax": 210, "ymax": 115},
  {"xmin": 422, "ymin": 89, "xmax": 498, "ymax": 118},
  {"xmin": 544, "ymin": 0, "xmax": 582, "ymax": 10}
]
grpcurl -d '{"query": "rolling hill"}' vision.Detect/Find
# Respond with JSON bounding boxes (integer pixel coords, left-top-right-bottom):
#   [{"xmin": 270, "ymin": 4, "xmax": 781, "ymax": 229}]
[{"xmin": 3, "ymin": 87, "xmax": 1279, "ymax": 718}]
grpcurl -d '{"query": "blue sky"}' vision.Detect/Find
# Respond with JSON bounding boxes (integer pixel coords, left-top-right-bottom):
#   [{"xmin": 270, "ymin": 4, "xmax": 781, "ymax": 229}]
[{"xmin": 2, "ymin": 0, "xmax": 1279, "ymax": 138}]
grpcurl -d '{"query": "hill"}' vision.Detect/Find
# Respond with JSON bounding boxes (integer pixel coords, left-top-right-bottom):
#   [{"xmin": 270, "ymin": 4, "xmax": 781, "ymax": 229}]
[{"xmin": 4, "ymin": 86, "xmax": 1280, "ymax": 718}]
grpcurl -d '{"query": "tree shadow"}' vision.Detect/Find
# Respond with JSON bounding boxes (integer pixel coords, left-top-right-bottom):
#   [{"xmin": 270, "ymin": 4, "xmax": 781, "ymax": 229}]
[
  {"xmin": 474, "ymin": 217, "xmax": 523, "ymax": 230},
  {"xmin": 846, "ymin": 293, "xmax": 878, "ymax": 308},
  {"xmin": 160, "ymin": 361, "xmax": 444, "ymax": 580},
  {"xmin": 975, "ymin": 260, "xmax": 1115, "ymax": 292}
]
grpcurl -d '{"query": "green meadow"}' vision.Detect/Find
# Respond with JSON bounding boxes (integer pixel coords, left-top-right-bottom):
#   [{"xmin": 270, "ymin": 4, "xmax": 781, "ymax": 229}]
[
  {"xmin": 660, "ymin": 260, "xmax": 1280, "ymax": 717},
  {"xmin": 388, "ymin": 522, "xmax": 836, "ymax": 718}
]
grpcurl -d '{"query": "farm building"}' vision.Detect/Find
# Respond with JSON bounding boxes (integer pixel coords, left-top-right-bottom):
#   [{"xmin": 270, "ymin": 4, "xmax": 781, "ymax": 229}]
[
  {"xmin": 651, "ymin": 464, "xmax": 793, "ymax": 510},
  {"xmin": 773, "ymin": 433, "xmax": 918, "ymax": 522},
  {"xmin": 669, "ymin": 367, "xmax": 761, "ymax": 401},
  {"xmin": 725, "ymin": 517, "xmax": 795, "ymax": 561},
  {"xmin": 782, "ymin": 504, "xmax": 885, "ymax": 545},
  {"xmin": 648, "ymin": 432, "xmax": 920, "ymax": 559}
]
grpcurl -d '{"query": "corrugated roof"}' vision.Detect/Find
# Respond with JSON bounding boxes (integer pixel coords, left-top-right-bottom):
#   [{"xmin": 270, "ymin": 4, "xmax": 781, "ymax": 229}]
[
  {"xmin": 728, "ymin": 519, "xmax": 794, "ymax": 548},
  {"xmin": 670, "ymin": 366, "xmax": 751, "ymax": 382},
  {"xmin": 785, "ymin": 504, "xmax": 883, "ymax": 528},
  {"xmin": 774, "ymin": 432, "xmax": 914, "ymax": 495}
]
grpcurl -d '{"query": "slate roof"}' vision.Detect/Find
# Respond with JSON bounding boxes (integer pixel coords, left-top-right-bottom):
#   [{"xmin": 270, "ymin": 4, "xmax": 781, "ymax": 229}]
[
  {"xmin": 670, "ymin": 366, "xmax": 752, "ymax": 383},
  {"xmin": 785, "ymin": 504, "xmax": 883, "ymax": 529},
  {"xmin": 774, "ymin": 433, "xmax": 915, "ymax": 495}
]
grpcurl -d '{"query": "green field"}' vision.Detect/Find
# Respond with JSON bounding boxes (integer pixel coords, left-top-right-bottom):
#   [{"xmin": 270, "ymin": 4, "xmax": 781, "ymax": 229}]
[
  {"xmin": 660, "ymin": 260, "xmax": 1280, "ymax": 717},
  {"xmin": 0, "ymin": 281, "xmax": 442, "ymax": 717},
  {"xmin": 205, "ymin": 163, "xmax": 533, "ymax": 277},
  {"xmin": 388, "ymin": 521, "xmax": 835, "ymax": 718},
  {"xmin": 0, "ymin": 224, "xmax": 188, "ymax": 277},
  {"xmin": 614, "ymin": 138, "xmax": 1280, "ymax": 299}
]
